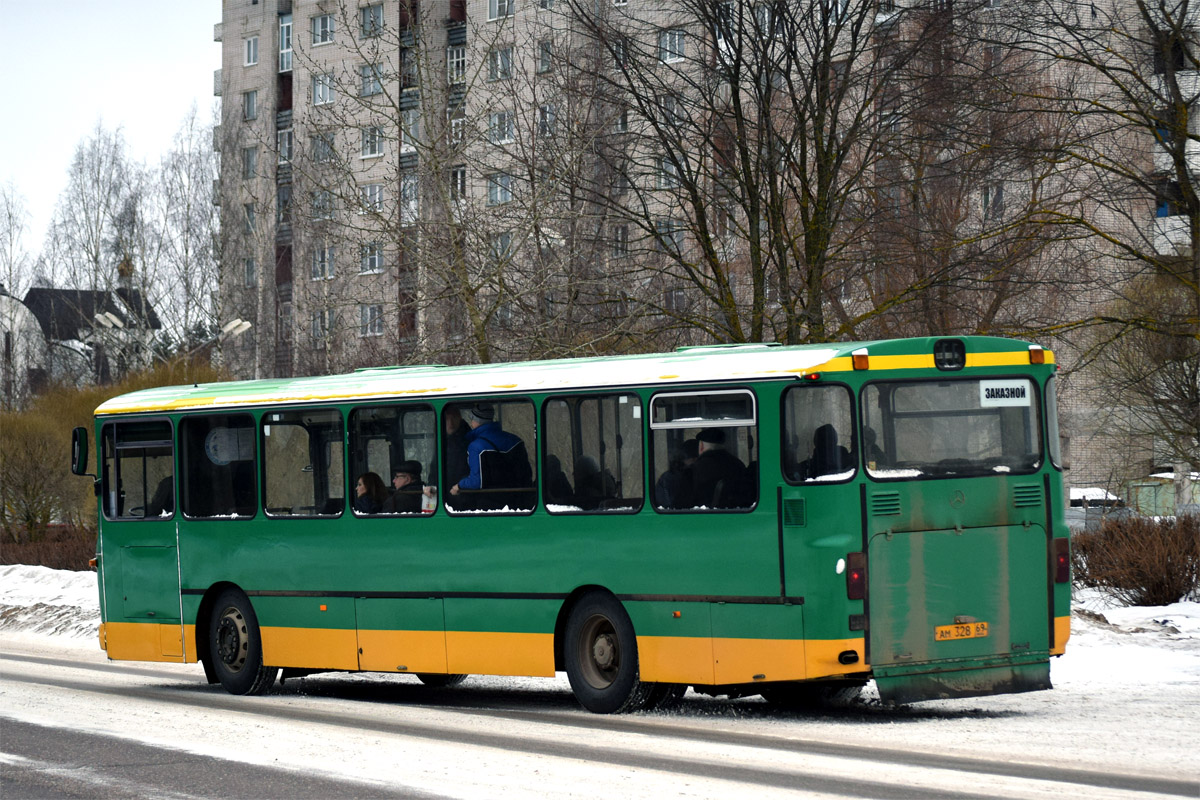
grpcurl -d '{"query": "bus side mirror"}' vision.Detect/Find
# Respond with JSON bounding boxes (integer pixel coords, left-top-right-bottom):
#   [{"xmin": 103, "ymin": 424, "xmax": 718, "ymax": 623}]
[{"xmin": 71, "ymin": 427, "xmax": 91, "ymax": 476}]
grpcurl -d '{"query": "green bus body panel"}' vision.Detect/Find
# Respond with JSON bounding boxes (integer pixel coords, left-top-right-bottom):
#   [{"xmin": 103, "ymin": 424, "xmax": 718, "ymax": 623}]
[
  {"xmin": 119, "ymin": 545, "xmax": 180, "ymax": 622},
  {"xmin": 88, "ymin": 336, "xmax": 1065, "ymax": 700}
]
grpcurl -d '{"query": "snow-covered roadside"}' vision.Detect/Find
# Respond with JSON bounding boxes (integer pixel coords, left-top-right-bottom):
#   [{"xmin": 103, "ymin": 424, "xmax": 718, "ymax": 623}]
[{"xmin": 2, "ymin": 564, "xmax": 1199, "ymax": 784}]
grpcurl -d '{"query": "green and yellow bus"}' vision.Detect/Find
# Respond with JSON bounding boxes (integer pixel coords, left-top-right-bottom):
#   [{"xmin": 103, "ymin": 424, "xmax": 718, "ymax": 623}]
[{"xmin": 72, "ymin": 336, "xmax": 1071, "ymax": 712}]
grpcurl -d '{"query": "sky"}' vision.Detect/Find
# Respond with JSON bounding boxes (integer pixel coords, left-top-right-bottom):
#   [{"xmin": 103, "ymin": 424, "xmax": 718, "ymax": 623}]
[{"xmin": 2, "ymin": 1, "xmax": 222, "ymax": 261}]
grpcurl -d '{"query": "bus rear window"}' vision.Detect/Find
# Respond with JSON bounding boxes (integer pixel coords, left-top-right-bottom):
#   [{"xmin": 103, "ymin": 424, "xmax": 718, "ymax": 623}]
[{"xmin": 862, "ymin": 379, "xmax": 1042, "ymax": 479}]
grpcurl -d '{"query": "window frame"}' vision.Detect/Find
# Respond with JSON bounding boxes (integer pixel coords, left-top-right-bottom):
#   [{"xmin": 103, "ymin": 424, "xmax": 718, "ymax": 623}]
[
  {"xmin": 244, "ymin": 36, "xmax": 259, "ymax": 67},
  {"xmin": 311, "ymin": 13, "xmax": 335, "ymax": 45},
  {"xmin": 659, "ymin": 29, "xmax": 686, "ymax": 63},
  {"xmin": 100, "ymin": 418, "xmax": 175, "ymax": 521}
]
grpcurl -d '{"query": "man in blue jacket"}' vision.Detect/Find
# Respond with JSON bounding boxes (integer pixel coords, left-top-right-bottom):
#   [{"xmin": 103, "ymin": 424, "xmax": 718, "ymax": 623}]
[{"xmin": 449, "ymin": 403, "xmax": 532, "ymax": 509}]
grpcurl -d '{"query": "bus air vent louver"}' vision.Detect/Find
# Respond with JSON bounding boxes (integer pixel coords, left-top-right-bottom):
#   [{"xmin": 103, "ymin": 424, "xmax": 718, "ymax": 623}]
[
  {"xmin": 871, "ymin": 492, "xmax": 902, "ymax": 516},
  {"xmin": 1013, "ymin": 485, "xmax": 1042, "ymax": 508},
  {"xmin": 782, "ymin": 498, "xmax": 806, "ymax": 527}
]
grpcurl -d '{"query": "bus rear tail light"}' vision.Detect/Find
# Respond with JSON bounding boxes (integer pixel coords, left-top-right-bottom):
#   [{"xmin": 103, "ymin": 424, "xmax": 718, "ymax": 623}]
[
  {"xmin": 1053, "ymin": 538, "xmax": 1070, "ymax": 583},
  {"xmin": 846, "ymin": 552, "xmax": 867, "ymax": 600}
]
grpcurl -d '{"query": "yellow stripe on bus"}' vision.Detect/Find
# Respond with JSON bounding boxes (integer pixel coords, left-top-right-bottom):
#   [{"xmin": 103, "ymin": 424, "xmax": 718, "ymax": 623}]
[
  {"xmin": 445, "ymin": 631, "xmax": 555, "ymax": 676},
  {"xmin": 1052, "ymin": 615, "xmax": 1070, "ymax": 656},
  {"xmin": 639, "ymin": 635, "xmax": 866, "ymax": 685},
  {"xmin": 102, "ymin": 622, "xmax": 187, "ymax": 663},
  {"xmin": 260, "ymin": 626, "xmax": 360, "ymax": 670},
  {"xmin": 357, "ymin": 629, "xmax": 447, "ymax": 673}
]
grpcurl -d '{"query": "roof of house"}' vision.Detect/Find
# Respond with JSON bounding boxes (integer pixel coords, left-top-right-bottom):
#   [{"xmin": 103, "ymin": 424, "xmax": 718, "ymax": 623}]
[{"xmin": 22, "ymin": 287, "xmax": 162, "ymax": 342}]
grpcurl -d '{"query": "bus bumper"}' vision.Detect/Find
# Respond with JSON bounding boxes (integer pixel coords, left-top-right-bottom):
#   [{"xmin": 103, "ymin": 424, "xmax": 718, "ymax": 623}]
[{"xmin": 873, "ymin": 657, "xmax": 1051, "ymax": 705}]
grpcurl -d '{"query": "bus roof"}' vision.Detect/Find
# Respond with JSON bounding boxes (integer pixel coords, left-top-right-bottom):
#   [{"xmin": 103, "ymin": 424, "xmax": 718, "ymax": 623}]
[{"xmin": 94, "ymin": 336, "xmax": 1051, "ymax": 417}]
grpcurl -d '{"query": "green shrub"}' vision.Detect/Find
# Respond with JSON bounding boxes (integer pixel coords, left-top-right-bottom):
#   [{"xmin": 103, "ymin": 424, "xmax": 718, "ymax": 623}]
[{"xmin": 1072, "ymin": 514, "xmax": 1200, "ymax": 606}]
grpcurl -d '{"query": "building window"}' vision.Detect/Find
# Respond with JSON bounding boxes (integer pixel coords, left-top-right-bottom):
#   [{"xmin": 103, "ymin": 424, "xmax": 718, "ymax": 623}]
[
  {"xmin": 279, "ymin": 14, "xmax": 293, "ymax": 72},
  {"xmin": 447, "ymin": 46, "xmax": 467, "ymax": 84},
  {"xmin": 489, "ymin": 110, "xmax": 514, "ymax": 144},
  {"xmin": 450, "ymin": 165, "xmax": 467, "ymax": 200},
  {"xmin": 656, "ymin": 93, "xmax": 683, "ymax": 125},
  {"xmin": 313, "ymin": 73, "xmax": 335, "ymax": 106},
  {"xmin": 982, "ymin": 183, "xmax": 1005, "ymax": 220},
  {"xmin": 664, "ymin": 287, "xmax": 688, "ymax": 312},
  {"xmin": 614, "ymin": 106, "xmax": 629, "ymax": 133},
  {"xmin": 361, "ymin": 183, "xmax": 384, "ymax": 213},
  {"xmin": 400, "ymin": 172, "xmax": 419, "ymax": 223},
  {"xmin": 242, "ymin": 90, "xmax": 257, "ymax": 120},
  {"xmin": 537, "ymin": 104, "xmax": 557, "ymax": 137},
  {"xmin": 360, "ymin": 304, "xmax": 384, "ymax": 337},
  {"xmin": 244, "ymin": 257, "xmax": 257, "ymax": 287},
  {"xmin": 659, "ymin": 29, "xmax": 685, "ymax": 63},
  {"xmin": 361, "ymin": 64, "xmax": 382, "ymax": 96},
  {"xmin": 242, "ymin": 146, "xmax": 258, "ymax": 180},
  {"xmin": 540, "ymin": 0, "xmax": 555, "ymax": 8},
  {"xmin": 658, "ymin": 156, "xmax": 679, "ymax": 189},
  {"xmin": 487, "ymin": 173, "xmax": 513, "ymax": 205},
  {"xmin": 488, "ymin": 0, "xmax": 514, "ymax": 20},
  {"xmin": 312, "ymin": 14, "xmax": 334, "ymax": 45},
  {"xmin": 611, "ymin": 225, "xmax": 629, "ymax": 258},
  {"xmin": 361, "ymin": 243, "xmax": 384, "ymax": 273},
  {"xmin": 311, "ymin": 243, "xmax": 335, "ymax": 279},
  {"xmin": 448, "ymin": 107, "xmax": 467, "ymax": 146},
  {"xmin": 276, "ymin": 184, "xmax": 292, "ymax": 224},
  {"xmin": 488, "ymin": 46, "xmax": 513, "ymax": 81},
  {"xmin": 244, "ymin": 36, "xmax": 259, "ymax": 66},
  {"xmin": 312, "ymin": 131, "xmax": 335, "ymax": 163},
  {"xmin": 243, "ymin": 203, "xmax": 256, "ymax": 233},
  {"xmin": 537, "ymin": 40, "xmax": 553, "ymax": 73},
  {"xmin": 361, "ymin": 126, "xmax": 383, "ymax": 158},
  {"xmin": 400, "ymin": 109, "xmax": 420, "ymax": 153},
  {"xmin": 656, "ymin": 218, "xmax": 684, "ymax": 254},
  {"xmin": 311, "ymin": 190, "xmax": 334, "ymax": 219},
  {"xmin": 399, "ymin": 46, "xmax": 418, "ymax": 90},
  {"xmin": 360, "ymin": 4, "xmax": 384, "ymax": 37},
  {"xmin": 311, "ymin": 309, "xmax": 334, "ymax": 341},
  {"xmin": 491, "ymin": 231, "xmax": 513, "ymax": 261},
  {"xmin": 278, "ymin": 129, "xmax": 293, "ymax": 163},
  {"xmin": 612, "ymin": 38, "xmax": 627, "ymax": 68},
  {"xmin": 614, "ymin": 0, "xmax": 628, "ymax": 5}
]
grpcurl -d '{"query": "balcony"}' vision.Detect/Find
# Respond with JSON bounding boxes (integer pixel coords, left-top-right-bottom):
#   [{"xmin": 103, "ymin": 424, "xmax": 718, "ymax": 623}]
[
  {"xmin": 1152, "ymin": 214, "xmax": 1192, "ymax": 255},
  {"xmin": 1153, "ymin": 135, "xmax": 1200, "ymax": 176},
  {"xmin": 214, "ymin": 22, "xmax": 223, "ymax": 42},
  {"xmin": 214, "ymin": 68, "xmax": 223, "ymax": 97}
]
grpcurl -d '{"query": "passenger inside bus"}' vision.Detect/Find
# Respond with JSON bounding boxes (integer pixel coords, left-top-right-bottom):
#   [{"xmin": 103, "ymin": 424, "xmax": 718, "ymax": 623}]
[
  {"xmin": 543, "ymin": 455, "xmax": 574, "ymax": 506},
  {"xmin": 654, "ymin": 438, "xmax": 697, "ymax": 509},
  {"xmin": 381, "ymin": 461, "xmax": 425, "ymax": 513},
  {"xmin": 797, "ymin": 424, "xmax": 852, "ymax": 480},
  {"xmin": 145, "ymin": 474, "xmax": 174, "ymax": 517},
  {"xmin": 690, "ymin": 428, "xmax": 752, "ymax": 508},
  {"xmin": 354, "ymin": 472, "xmax": 387, "ymax": 514},
  {"xmin": 572, "ymin": 456, "xmax": 616, "ymax": 510},
  {"xmin": 450, "ymin": 404, "xmax": 533, "ymax": 509}
]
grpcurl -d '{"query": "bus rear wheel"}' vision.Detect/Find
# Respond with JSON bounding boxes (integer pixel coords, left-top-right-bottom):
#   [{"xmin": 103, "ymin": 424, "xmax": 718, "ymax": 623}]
[
  {"xmin": 209, "ymin": 588, "xmax": 278, "ymax": 696},
  {"xmin": 416, "ymin": 673, "xmax": 468, "ymax": 688},
  {"xmin": 565, "ymin": 592, "xmax": 652, "ymax": 713}
]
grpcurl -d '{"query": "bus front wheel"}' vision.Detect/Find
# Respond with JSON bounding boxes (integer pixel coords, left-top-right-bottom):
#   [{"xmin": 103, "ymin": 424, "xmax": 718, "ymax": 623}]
[
  {"xmin": 565, "ymin": 592, "xmax": 652, "ymax": 713},
  {"xmin": 208, "ymin": 588, "xmax": 278, "ymax": 696}
]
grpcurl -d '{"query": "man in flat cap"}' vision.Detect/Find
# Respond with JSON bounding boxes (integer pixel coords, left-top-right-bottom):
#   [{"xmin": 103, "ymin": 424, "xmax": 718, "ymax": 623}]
[
  {"xmin": 381, "ymin": 460, "xmax": 425, "ymax": 513},
  {"xmin": 689, "ymin": 427, "xmax": 751, "ymax": 509}
]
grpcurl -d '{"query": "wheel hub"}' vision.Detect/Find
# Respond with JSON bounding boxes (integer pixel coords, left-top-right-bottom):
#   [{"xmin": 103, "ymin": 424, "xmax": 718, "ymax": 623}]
[
  {"xmin": 592, "ymin": 633, "xmax": 616, "ymax": 671},
  {"xmin": 216, "ymin": 609, "xmax": 247, "ymax": 670}
]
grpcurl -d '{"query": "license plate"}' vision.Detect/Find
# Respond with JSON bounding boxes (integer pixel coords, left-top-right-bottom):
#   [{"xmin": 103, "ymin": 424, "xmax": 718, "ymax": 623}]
[{"xmin": 935, "ymin": 621, "xmax": 989, "ymax": 641}]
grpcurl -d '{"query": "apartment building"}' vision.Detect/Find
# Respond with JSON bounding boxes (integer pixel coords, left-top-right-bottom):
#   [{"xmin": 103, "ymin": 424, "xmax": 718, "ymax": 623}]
[{"xmin": 213, "ymin": 0, "xmax": 1197, "ymax": 494}]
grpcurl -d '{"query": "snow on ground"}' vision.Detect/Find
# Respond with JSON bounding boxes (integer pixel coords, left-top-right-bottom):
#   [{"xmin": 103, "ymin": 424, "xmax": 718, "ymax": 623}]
[{"xmin": 2, "ymin": 565, "xmax": 1199, "ymax": 786}]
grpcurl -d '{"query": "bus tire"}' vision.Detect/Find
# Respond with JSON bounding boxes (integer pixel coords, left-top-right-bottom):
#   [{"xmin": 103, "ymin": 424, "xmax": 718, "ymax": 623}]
[
  {"xmin": 416, "ymin": 673, "xmax": 468, "ymax": 688},
  {"xmin": 209, "ymin": 588, "xmax": 278, "ymax": 696},
  {"xmin": 565, "ymin": 592, "xmax": 652, "ymax": 714}
]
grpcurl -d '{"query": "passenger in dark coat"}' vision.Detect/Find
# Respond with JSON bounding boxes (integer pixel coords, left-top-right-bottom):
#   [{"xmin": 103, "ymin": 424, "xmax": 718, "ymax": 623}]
[
  {"xmin": 381, "ymin": 460, "xmax": 425, "ymax": 513},
  {"xmin": 689, "ymin": 428, "xmax": 750, "ymax": 508},
  {"xmin": 654, "ymin": 438, "xmax": 697, "ymax": 509}
]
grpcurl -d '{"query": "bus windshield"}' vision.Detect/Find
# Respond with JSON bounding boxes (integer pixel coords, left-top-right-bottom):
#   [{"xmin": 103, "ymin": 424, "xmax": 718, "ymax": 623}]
[{"xmin": 862, "ymin": 378, "xmax": 1042, "ymax": 479}]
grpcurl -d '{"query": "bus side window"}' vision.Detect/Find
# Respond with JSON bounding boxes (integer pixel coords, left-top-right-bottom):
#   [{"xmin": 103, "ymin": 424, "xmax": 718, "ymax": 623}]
[
  {"xmin": 446, "ymin": 398, "xmax": 537, "ymax": 514},
  {"xmin": 782, "ymin": 385, "xmax": 857, "ymax": 483},
  {"xmin": 179, "ymin": 414, "xmax": 258, "ymax": 519},
  {"xmin": 543, "ymin": 393, "xmax": 644, "ymax": 514},
  {"xmin": 348, "ymin": 404, "xmax": 436, "ymax": 516},
  {"xmin": 101, "ymin": 420, "xmax": 174, "ymax": 520},
  {"xmin": 261, "ymin": 409, "xmax": 344, "ymax": 517},
  {"xmin": 649, "ymin": 390, "xmax": 757, "ymax": 512}
]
